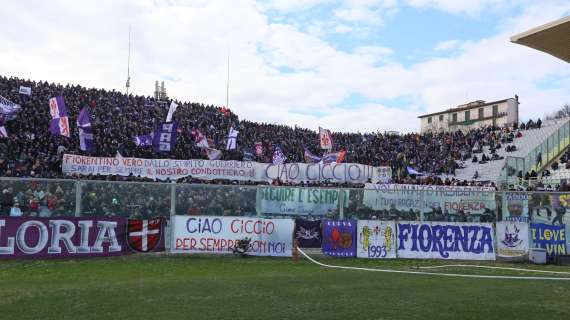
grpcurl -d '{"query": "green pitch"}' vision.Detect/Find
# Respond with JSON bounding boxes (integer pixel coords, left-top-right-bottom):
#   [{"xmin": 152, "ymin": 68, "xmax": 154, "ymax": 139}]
[{"xmin": 1, "ymin": 255, "xmax": 569, "ymax": 320}]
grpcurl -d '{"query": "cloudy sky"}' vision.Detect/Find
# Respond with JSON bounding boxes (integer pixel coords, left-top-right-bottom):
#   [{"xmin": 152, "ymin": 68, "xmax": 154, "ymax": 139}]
[{"xmin": 1, "ymin": 0, "xmax": 569, "ymax": 132}]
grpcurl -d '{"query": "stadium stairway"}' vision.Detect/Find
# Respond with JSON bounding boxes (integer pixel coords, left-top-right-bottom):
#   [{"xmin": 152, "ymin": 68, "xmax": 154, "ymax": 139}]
[{"xmin": 441, "ymin": 119, "xmax": 568, "ymax": 183}]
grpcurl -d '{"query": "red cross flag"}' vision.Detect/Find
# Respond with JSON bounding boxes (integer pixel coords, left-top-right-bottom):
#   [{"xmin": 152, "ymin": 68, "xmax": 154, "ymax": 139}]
[{"xmin": 127, "ymin": 218, "xmax": 165, "ymax": 253}]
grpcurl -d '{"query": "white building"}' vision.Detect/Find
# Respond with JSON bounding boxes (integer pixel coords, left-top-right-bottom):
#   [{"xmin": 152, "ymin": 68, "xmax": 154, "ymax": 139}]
[{"xmin": 418, "ymin": 96, "xmax": 519, "ymax": 133}]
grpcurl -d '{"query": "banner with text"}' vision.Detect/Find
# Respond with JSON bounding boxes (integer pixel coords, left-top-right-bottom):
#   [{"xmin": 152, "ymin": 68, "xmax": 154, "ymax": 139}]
[
  {"xmin": 531, "ymin": 223, "xmax": 566, "ymax": 258},
  {"xmin": 0, "ymin": 217, "xmax": 165, "ymax": 259},
  {"xmin": 496, "ymin": 221, "xmax": 529, "ymax": 257},
  {"xmin": 172, "ymin": 216, "xmax": 294, "ymax": 257},
  {"xmin": 357, "ymin": 220, "xmax": 396, "ymax": 259},
  {"xmin": 363, "ymin": 184, "xmax": 496, "ymax": 215},
  {"xmin": 256, "ymin": 187, "xmax": 346, "ymax": 216},
  {"xmin": 62, "ymin": 154, "xmax": 391, "ymax": 183},
  {"xmin": 322, "ymin": 219, "xmax": 357, "ymax": 257},
  {"xmin": 502, "ymin": 193, "xmax": 529, "ymax": 222},
  {"xmin": 397, "ymin": 221, "xmax": 496, "ymax": 260}
]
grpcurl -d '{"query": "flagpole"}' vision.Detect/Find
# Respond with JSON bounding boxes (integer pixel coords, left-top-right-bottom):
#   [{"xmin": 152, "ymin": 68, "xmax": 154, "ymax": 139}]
[
  {"xmin": 226, "ymin": 50, "xmax": 230, "ymax": 108},
  {"xmin": 126, "ymin": 26, "xmax": 131, "ymax": 95}
]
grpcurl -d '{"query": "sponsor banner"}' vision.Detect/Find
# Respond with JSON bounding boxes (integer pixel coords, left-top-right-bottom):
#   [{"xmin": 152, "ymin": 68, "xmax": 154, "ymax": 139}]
[
  {"xmin": 0, "ymin": 217, "xmax": 165, "ymax": 259},
  {"xmin": 496, "ymin": 221, "xmax": 529, "ymax": 257},
  {"xmin": 172, "ymin": 216, "xmax": 294, "ymax": 257},
  {"xmin": 363, "ymin": 184, "xmax": 496, "ymax": 215},
  {"xmin": 322, "ymin": 219, "xmax": 356, "ymax": 257},
  {"xmin": 397, "ymin": 221, "xmax": 496, "ymax": 260},
  {"xmin": 357, "ymin": 220, "xmax": 396, "ymax": 259},
  {"xmin": 294, "ymin": 219, "xmax": 322, "ymax": 248},
  {"xmin": 62, "ymin": 154, "xmax": 391, "ymax": 183},
  {"xmin": 502, "ymin": 192, "xmax": 529, "ymax": 221},
  {"xmin": 256, "ymin": 187, "xmax": 345, "ymax": 216},
  {"xmin": 531, "ymin": 223, "xmax": 566, "ymax": 258}
]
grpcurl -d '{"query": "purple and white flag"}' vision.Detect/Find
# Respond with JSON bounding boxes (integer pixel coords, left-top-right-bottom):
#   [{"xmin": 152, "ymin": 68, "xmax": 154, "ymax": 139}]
[
  {"xmin": 0, "ymin": 125, "xmax": 7, "ymax": 138},
  {"xmin": 304, "ymin": 148, "xmax": 321, "ymax": 163},
  {"xmin": 0, "ymin": 95, "xmax": 21, "ymax": 118},
  {"xmin": 153, "ymin": 122, "xmax": 178, "ymax": 153},
  {"xmin": 134, "ymin": 134, "xmax": 153, "ymax": 147},
  {"xmin": 322, "ymin": 219, "xmax": 357, "ymax": 257},
  {"xmin": 226, "ymin": 126, "xmax": 239, "ymax": 150},
  {"xmin": 272, "ymin": 146, "xmax": 287, "ymax": 165},
  {"xmin": 166, "ymin": 101, "xmax": 178, "ymax": 122},
  {"xmin": 49, "ymin": 96, "xmax": 70, "ymax": 137},
  {"xmin": 77, "ymin": 107, "xmax": 94, "ymax": 152}
]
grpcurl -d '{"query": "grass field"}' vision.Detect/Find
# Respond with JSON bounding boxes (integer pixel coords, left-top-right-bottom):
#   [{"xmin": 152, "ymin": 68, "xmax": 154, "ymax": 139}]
[{"xmin": 1, "ymin": 255, "xmax": 569, "ymax": 320}]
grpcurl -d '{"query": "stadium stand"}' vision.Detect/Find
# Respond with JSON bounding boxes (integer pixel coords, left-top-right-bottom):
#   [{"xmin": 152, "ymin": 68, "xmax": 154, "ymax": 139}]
[{"xmin": 0, "ymin": 75, "xmax": 556, "ymax": 190}]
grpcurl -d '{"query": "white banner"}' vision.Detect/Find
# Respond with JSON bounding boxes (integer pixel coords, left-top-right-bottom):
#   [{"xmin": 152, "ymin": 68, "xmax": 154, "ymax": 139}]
[
  {"xmin": 357, "ymin": 220, "xmax": 396, "ymax": 259},
  {"xmin": 363, "ymin": 184, "xmax": 496, "ymax": 215},
  {"xmin": 19, "ymin": 86, "xmax": 31, "ymax": 96},
  {"xmin": 171, "ymin": 216, "xmax": 294, "ymax": 256},
  {"xmin": 496, "ymin": 221, "xmax": 529, "ymax": 257},
  {"xmin": 256, "ymin": 187, "xmax": 346, "ymax": 216},
  {"xmin": 397, "ymin": 221, "xmax": 496, "ymax": 260},
  {"xmin": 62, "ymin": 154, "xmax": 391, "ymax": 183}
]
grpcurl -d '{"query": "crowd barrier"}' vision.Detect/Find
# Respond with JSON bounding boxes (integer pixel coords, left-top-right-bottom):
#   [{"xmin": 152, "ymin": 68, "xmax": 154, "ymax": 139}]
[{"xmin": 0, "ymin": 178, "xmax": 568, "ymax": 260}]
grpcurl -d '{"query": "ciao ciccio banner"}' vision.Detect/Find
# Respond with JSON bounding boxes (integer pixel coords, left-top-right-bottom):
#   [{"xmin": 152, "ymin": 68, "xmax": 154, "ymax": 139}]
[
  {"xmin": 62, "ymin": 154, "xmax": 391, "ymax": 184},
  {"xmin": 171, "ymin": 216, "xmax": 294, "ymax": 257}
]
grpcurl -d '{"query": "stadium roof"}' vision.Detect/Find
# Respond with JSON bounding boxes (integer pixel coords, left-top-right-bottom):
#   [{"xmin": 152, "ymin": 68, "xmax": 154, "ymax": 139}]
[{"xmin": 510, "ymin": 16, "xmax": 570, "ymax": 63}]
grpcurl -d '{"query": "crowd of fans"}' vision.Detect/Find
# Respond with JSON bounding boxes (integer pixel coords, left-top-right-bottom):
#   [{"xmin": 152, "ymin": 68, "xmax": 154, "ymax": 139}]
[{"xmin": 0, "ymin": 75, "xmax": 562, "ymax": 218}]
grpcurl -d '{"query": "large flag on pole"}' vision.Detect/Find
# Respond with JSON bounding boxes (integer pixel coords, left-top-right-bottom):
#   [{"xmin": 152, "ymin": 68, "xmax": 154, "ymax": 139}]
[
  {"xmin": 49, "ymin": 96, "xmax": 70, "ymax": 137},
  {"xmin": 272, "ymin": 146, "xmax": 287, "ymax": 165},
  {"xmin": 166, "ymin": 101, "xmax": 178, "ymax": 122},
  {"xmin": 319, "ymin": 127, "xmax": 333, "ymax": 150},
  {"xmin": 153, "ymin": 122, "xmax": 178, "ymax": 153},
  {"xmin": 226, "ymin": 126, "xmax": 239, "ymax": 150},
  {"xmin": 77, "ymin": 107, "xmax": 94, "ymax": 152}
]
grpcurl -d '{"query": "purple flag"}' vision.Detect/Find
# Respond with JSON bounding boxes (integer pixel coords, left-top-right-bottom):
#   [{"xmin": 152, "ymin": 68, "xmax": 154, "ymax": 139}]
[
  {"xmin": 49, "ymin": 96, "xmax": 70, "ymax": 137},
  {"xmin": 133, "ymin": 134, "xmax": 153, "ymax": 147},
  {"xmin": 153, "ymin": 122, "xmax": 178, "ymax": 153},
  {"xmin": 322, "ymin": 219, "xmax": 357, "ymax": 257},
  {"xmin": 303, "ymin": 148, "xmax": 321, "ymax": 163},
  {"xmin": 272, "ymin": 146, "xmax": 286, "ymax": 165},
  {"xmin": 77, "ymin": 107, "xmax": 94, "ymax": 152},
  {"xmin": 294, "ymin": 219, "xmax": 322, "ymax": 248},
  {"xmin": 0, "ymin": 217, "xmax": 165, "ymax": 259}
]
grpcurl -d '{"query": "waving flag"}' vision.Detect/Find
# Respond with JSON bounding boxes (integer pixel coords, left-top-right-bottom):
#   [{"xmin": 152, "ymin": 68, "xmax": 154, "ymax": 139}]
[
  {"xmin": 0, "ymin": 126, "xmax": 6, "ymax": 138},
  {"xmin": 19, "ymin": 86, "xmax": 32, "ymax": 96},
  {"xmin": 191, "ymin": 128, "xmax": 209, "ymax": 149},
  {"xmin": 226, "ymin": 126, "xmax": 239, "ymax": 150},
  {"xmin": 133, "ymin": 134, "xmax": 153, "ymax": 147},
  {"xmin": 304, "ymin": 148, "xmax": 321, "ymax": 163},
  {"xmin": 206, "ymin": 148, "xmax": 222, "ymax": 160},
  {"xmin": 77, "ymin": 107, "xmax": 94, "ymax": 152},
  {"xmin": 254, "ymin": 142, "xmax": 263, "ymax": 156},
  {"xmin": 49, "ymin": 96, "xmax": 70, "ymax": 137},
  {"xmin": 406, "ymin": 166, "xmax": 425, "ymax": 176},
  {"xmin": 272, "ymin": 146, "xmax": 287, "ymax": 165},
  {"xmin": 319, "ymin": 127, "xmax": 333, "ymax": 150},
  {"xmin": 243, "ymin": 149, "xmax": 254, "ymax": 161},
  {"xmin": 166, "ymin": 101, "xmax": 178, "ymax": 122},
  {"xmin": 321, "ymin": 150, "xmax": 346, "ymax": 164},
  {"xmin": 153, "ymin": 122, "xmax": 178, "ymax": 153},
  {"xmin": 0, "ymin": 95, "xmax": 21, "ymax": 118}
]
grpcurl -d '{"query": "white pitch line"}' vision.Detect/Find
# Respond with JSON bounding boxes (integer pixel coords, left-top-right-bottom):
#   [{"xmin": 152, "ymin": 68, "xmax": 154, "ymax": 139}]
[
  {"xmin": 297, "ymin": 248, "xmax": 570, "ymax": 281},
  {"xmin": 417, "ymin": 264, "xmax": 570, "ymax": 275}
]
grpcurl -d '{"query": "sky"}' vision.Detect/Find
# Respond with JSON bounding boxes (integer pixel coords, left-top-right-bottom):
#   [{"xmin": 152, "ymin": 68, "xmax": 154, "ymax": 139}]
[{"xmin": 1, "ymin": 0, "xmax": 569, "ymax": 133}]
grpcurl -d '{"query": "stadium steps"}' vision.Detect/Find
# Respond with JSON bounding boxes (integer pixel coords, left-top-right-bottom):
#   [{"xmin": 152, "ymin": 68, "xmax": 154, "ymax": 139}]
[{"xmin": 442, "ymin": 120, "xmax": 568, "ymax": 183}]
